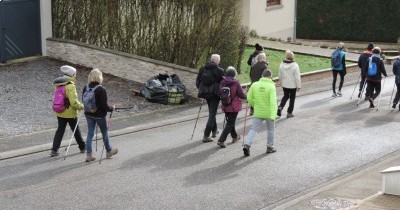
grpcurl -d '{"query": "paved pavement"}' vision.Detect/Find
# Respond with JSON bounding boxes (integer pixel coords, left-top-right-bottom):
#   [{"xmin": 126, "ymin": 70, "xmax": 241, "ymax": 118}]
[{"xmin": 1, "ymin": 40, "xmax": 400, "ymax": 209}]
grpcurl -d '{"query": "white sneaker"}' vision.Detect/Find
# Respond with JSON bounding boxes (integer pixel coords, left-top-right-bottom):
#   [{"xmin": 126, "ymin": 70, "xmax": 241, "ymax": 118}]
[{"xmin": 337, "ymin": 91, "xmax": 342, "ymax": 97}]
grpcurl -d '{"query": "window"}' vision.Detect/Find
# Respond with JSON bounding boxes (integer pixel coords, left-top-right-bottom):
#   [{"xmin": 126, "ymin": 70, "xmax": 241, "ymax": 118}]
[{"xmin": 267, "ymin": 0, "xmax": 281, "ymax": 7}]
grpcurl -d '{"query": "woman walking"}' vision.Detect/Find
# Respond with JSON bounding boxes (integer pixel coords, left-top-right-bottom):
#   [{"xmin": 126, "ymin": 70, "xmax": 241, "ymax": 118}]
[
  {"xmin": 277, "ymin": 51, "xmax": 301, "ymax": 118},
  {"xmin": 83, "ymin": 69, "xmax": 118, "ymax": 162},
  {"xmin": 217, "ymin": 67, "xmax": 247, "ymax": 148}
]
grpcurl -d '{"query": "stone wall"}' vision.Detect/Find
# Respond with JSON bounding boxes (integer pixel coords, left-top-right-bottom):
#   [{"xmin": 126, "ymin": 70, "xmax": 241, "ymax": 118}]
[
  {"xmin": 47, "ymin": 38, "xmax": 359, "ymax": 97},
  {"xmin": 46, "ymin": 38, "xmax": 199, "ymax": 96}
]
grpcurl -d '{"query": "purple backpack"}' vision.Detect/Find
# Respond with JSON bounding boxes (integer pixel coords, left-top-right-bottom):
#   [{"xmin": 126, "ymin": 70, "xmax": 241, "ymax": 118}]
[{"xmin": 52, "ymin": 86, "xmax": 69, "ymax": 113}]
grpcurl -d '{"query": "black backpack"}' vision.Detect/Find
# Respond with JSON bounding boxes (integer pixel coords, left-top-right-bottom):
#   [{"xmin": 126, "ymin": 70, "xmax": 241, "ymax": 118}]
[
  {"xmin": 201, "ymin": 69, "xmax": 214, "ymax": 86},
  {"xmin": 220, "ymin": 83, "xmax": 232, "ymax": 106}
]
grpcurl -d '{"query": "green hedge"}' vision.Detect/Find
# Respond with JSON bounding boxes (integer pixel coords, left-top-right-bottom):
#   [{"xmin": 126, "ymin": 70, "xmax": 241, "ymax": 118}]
[{"xmin": 297, "ymin": 0, "xmax": 400, "ymax": 43}]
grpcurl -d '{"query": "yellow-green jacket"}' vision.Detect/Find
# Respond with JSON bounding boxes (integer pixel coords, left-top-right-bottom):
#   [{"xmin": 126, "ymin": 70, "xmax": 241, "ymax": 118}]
[
  {"xmin": 247, "ymin": 78, "xmax": 277, "ymax": 120},
  {"xmin": 53, "ymin": 75, "xmax": 84, "ymax": 118}
]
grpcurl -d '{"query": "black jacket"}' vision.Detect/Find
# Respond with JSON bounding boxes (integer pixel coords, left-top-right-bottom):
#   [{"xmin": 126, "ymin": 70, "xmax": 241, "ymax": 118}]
[
  {"xmin": 247, "ymin": 50, "xmax": 262, "ymax": 66},
  {"xmin": 196, "ymin": 61, "xmax": 224, "ymax": 99},
  {"xmin": 82, "ymin": 82, "xmax": 113, "ymax": 118},
  {"xmin": 366, "ymin": 55, "xmax": 387, "ymax": 81},
  {"xmin": 358, "ymin": 51, "xmax": 372, "ymax": 77},
  {"xmin": 250, "ymin": 61, "xmax": 268, "ymax": 83}
]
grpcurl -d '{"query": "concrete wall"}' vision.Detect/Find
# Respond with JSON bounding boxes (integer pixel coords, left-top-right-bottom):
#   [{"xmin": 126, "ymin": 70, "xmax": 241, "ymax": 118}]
[
  {"xmin": 46, "ymin": 38, "xmax": 199, "ymax": 96},
  {"xmin": 40, "ymin": 0, "xmax": 52, "ymax": 56},
  {"xmin": 241, "ymin": 0, "xmax": 295, "ymax": 41}
]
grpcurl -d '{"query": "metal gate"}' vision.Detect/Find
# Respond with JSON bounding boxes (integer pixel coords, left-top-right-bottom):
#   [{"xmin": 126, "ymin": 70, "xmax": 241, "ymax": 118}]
[{"xmin": 0, "ymin": 0, "xmax": 41, "ymax": 63}]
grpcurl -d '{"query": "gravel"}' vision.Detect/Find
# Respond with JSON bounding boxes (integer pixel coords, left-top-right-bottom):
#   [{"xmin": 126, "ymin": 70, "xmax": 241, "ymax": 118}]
[{"xmin": 0, "ymin": 57, "xmax": 197, "ymax": 138}]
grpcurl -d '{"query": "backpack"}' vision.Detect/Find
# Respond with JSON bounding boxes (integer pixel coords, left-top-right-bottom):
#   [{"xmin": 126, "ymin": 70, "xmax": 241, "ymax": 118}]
[
  {"xmin": 220, "ymin": 84, "xmax": 233, "ymax": 106},
  {"xmin": 52, "ymin": 85, "xmax": 70, "ymax": 113},
  {"xmin": 331, "ymin": 49, "xmax": 342, "ymax": 69},
  {"xmin": 201, "ymin": 68, "xmax": 214, "ymax": 86},
  {"xmin": 367, "ymin": 57, "xmax": 377, "ymax": 77},
  {"xmin": 83, "ymin": 85, "xmax": 101, "ymax": 113}
]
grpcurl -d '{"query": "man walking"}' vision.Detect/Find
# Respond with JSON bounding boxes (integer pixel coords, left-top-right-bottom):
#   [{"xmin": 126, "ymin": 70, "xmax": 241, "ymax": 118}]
[
  {"xmin": 366, "ymin": 47, "xmax": 387, "ymax": 108},
  {"xmin": 243, "ymin": 69, "xmax": 277, "ymax": 156},
  {"xmin": 357, "ymin": 43, "xmax": 374, "ymax": 98},
  {"xmin": 331, "ymin": 42, "xmax": 346, "ymax": 97},
  {"xmin": 196, "ymin": 54, "xmax": 224, "ymax": 142}
]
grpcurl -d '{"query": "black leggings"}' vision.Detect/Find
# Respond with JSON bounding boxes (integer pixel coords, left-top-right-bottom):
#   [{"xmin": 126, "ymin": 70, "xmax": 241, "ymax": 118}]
[{"xmin": 332, "ymin": 70, "xmax": 345, "ymax": 93}]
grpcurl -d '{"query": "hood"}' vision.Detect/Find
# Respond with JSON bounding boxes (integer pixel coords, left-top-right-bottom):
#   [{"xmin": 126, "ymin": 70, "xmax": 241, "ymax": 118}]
[
  {"xmin": 371, "ymin": 54, "xmax": 381, "ymax": 62},
  {"xmin": 53, "ymin": 76, "xmax": 71, "ymax": 86},
  {"xmin": 281, "ymin": 60, "xmax": 296, "ymax": 70},
  {"xmin": 204, "ymin": 60, "xmax": 218, "ymax": 70},
  {"xmin": 222, "ymin": 76, "xmax": 236, "ymax": 84}
]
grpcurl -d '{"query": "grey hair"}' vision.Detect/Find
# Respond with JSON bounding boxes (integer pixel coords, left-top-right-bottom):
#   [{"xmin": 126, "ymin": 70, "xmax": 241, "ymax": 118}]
[
  {"xmin": 256, "ymin": 52, "xmax": 267, "ymax": 62},
  {"xmin": 262, "ymin": 69, "xmax": 272, "ymax": 77},
  {"xmin": 225, "ymin": 66, "xmax": 237, "ymax": 77},
  {"xmin": 210, "ymin": 54, "xmax": 220, "ymax": 64},
  {"xmin": 337, "ymin": 42, "xmax": 345, "ymax": 49}
]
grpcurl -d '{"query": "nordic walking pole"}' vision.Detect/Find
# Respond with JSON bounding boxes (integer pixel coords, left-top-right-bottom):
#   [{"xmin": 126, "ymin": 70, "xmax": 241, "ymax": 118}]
[
  {"xmin": 242, "ymin": 102, "xmax": 249, "ymax": 147},
  {"xmin": 350, "ymin": 75, "xmax": 361, "ymax": 100},
  {"xmin": 356, "ymin": 79, "xmax": 368, "ymax": 106},
  {"xmin": 190, "ymin": 100, "xmax": 204, "ymax": 141},
  {"xmin": 376, "ymin": 77, "xmax": 386, "ymax": 111},
  {"xmin": 64, "ymin": 111, "xmax": 84, "ymax": 160},
  {"xmin": 95, "ymin": 125, "xmax": 98, "ymax": 152},
  {"xmin": 388, "ymin": 81, "xmax": 396, "ymax": 110},
  {"xmin": 100, "ymin": 110, "xmax": 113, "ymax": 164}
]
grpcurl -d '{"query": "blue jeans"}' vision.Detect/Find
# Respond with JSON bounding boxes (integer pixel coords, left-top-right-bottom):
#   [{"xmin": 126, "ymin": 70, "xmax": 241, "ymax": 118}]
[
  {"xmin": 204, "ymin": 97, "xmax": 220, "ymax": 137},
  {"xmin": 85, "ymin": 116, "xmax": 112, "ymax": 154},
  {"xmin": 245, "ymin": 118, "xmax": 275, "ymax": 148}
]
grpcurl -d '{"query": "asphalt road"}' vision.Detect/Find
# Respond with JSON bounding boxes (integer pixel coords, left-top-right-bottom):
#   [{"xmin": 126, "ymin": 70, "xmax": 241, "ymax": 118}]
[{"xmin": 1, "ymin": 76, "xmax": 399, "ymax": 209}]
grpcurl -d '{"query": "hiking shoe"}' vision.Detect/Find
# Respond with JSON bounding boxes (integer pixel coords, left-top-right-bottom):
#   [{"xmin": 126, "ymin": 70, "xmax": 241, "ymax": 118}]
[
  {"xmin": 80, "ymin": 147, "xmax": 86, "ymax": 153},
  {"xmin": 217, "ymin": 141, "xmax": 226, "ymax": 148},
  {"xmin": 368, "ymin": 98, "xmax": 375, "ymax": 108},
  {"xmin": 232, "ymin": 135, "xmax": 241, "ymax": 143},
  {"xmin": 277, "ymin": 107, "xmax": 282, "ymax": 117},
  {"xmin": 287, "ymin": 113, "xmax": 294, "ymax": 118},
  {"xmin": 243, "ymin": 144, "xmax": 250, "ymax": 156},
  {"xmin": 357, "ymin": 92, "xmax": 362, "ymax": 98},
  {"xmin": 332, "ymin": 93, "xmax": 337, "ymax": 97},
  {"xmin": 392, "ymin": 103, "xmax": 397, "ymax": 109},
  {"xmin": 85, "ymin": 154, "xmax": 96, "ymax": 162},
  {"xmin": 211, "ymin": 129, "xmax": 219, "ymax": 138},
  {"xmin": 266, "ymin": 147, "xmax": 277, "ymax": 154},
  {"xmin": 203, "ymin": 136, "xmax": 214, "ymax": 143},
  {"xmin": 50, "ymin": 150, "xmax": 59, "ymax": 157},
  {"xmin": 337, "ymin": 91, "xmax": 342, "ymax": 97},
  {"xmin": 106, "ymin": 148, "xmax": 118, "ymax": 158}
]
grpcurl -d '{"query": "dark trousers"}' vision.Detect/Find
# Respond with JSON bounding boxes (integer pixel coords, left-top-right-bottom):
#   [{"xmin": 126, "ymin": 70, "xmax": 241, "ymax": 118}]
[
  {"xmin": 218, "ymin": 112, "xmax": 238, "ymax": 142},
  {"xmin": 359, "ymin": 76, "xmax": 369, "ymax": 97},
  {"xmin": 366, "ymin": 80, "xmax": 381, "ymax": 101},
  {"xmin": 52, "ymin": 117, "xmax": 85, "ymax": 152},
  {"xmin": 393, "ymin": 83, "xmax": 400, "ymax": 104},
  {"xmin": 332, "ymin": 70, "xmax": 345, "ymax": 92},
  {"xmin": 204, "ymin": 98, "xmax": 219, "ymax": 137},
  {"xmin": 279, "ymin": 87, "xmax": 297, "ymax": 114}
]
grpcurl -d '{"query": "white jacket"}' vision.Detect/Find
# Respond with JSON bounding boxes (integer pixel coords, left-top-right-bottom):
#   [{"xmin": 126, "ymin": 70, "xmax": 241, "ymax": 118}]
[{"xmin": 278, "ymin": 61, "xmax": 301, "ymax": 89}]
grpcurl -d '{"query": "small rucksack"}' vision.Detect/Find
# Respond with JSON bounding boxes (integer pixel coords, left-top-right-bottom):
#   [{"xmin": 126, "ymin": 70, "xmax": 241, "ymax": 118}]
[
  {"xmin": 52, "ymin": 85, "xmax": 69, "ymax": 113},
  {"xmin": 220, "ymin": 84, "xmax": 233, "ymax": 106},
  {"xmin": 368, "ymin": 57, "xmax": 378, "ymax": 77},
  {"xmin": 201, "ymin": 69, "xmax": 214, "ymax": 86},
  {"xmin": 83, "ymin": 85, "xmax": 101, "ymax": 113},
  {"xmin": 331, "ymin": 49, "xmax": 342, "ymax": 69}
]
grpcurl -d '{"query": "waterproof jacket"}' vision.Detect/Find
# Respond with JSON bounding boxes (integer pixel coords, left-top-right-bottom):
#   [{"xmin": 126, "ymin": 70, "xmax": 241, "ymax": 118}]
[
  {"xmin": 250, "ymin": 61, "xmax": 268, "ymax": 84},
  {"xmin": 247, "ymin": 78, "xmax": 277, "ymax": 120},
  {"xmin": 366, "ymin": 54, "xmax": 387, "ymax": 81},
  {"xmin": 358, "ymin": 50, "xmax": 372, "ymax": 77},
  {"xmin": 53, "ymin": 75, "xmax": 84, "ymax": 118},
  {"xmin": 219, "ymin": 76, "xmax": 247, "ymax": 113},
  {"xmin": 196, "ymin": 60, "xmax": 224, "ymax": 99},
  {"xmin": 278, "ymin": 60, "xmax": 301, "ymax": 89},
  {"xmin": 82, "ymin": 82, "xmax": 113, "ymax": 118},
  {"xmin": 392, "ymin": 58, "xmax": 400, "ymax": 84},
  {"xmin": 332, "ymin": 49, "xmax": 346, "ymax": 72}
]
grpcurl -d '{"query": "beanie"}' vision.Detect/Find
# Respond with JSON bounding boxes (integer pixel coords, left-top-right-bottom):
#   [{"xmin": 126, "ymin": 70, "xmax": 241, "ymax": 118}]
[
  {"xmin": 255, "ymin": 43, "xmax": 263, "ymax": 51},
  {"xmin": 225, "ymin": 66, "xmax": 237, "ymax": 77},
  {"xmin": 60, "ymin": 65, "xmax": 77, "ymax": 76},
  {"xmin": 367, "ymin": 43, "xmax": 374, "ymax": 51}
]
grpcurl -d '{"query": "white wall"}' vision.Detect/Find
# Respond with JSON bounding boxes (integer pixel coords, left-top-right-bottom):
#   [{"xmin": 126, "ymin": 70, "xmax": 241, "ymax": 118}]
[
  {"xmin": 40, "ymin": 0, "xmax": 52, "ymax": 56},
  {"xmin": 241, "ymin": 0, "xmax": 295, "ymax": 41}
]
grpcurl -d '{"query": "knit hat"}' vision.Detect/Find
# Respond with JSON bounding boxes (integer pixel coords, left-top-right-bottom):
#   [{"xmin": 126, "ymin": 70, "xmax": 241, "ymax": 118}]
[
  {"xmin": 225, "ymin": 66, "xmax": 237, "ymax": 77},
  {"xmin": 367, "ymin": 43, "xmax": 374, "ymax": 51},
  {"xmin": 60, "ymin": 65, "xmax": 76, "ymax": 76},
  {"xmin": 255, "ymin": 43, "xmax": 263, "ymax": 51}
]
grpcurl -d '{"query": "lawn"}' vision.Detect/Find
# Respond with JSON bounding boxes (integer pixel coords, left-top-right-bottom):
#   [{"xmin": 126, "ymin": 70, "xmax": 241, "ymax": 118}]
[{"xmin": 236, "ymin": 46, "xmax": 332, "ymax": 83}]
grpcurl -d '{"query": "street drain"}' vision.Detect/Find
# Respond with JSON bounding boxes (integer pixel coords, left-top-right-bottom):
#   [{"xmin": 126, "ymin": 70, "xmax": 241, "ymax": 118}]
[{"xmin": 309, "ymin": 197, "xmax": 356, "ymax": 209}]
